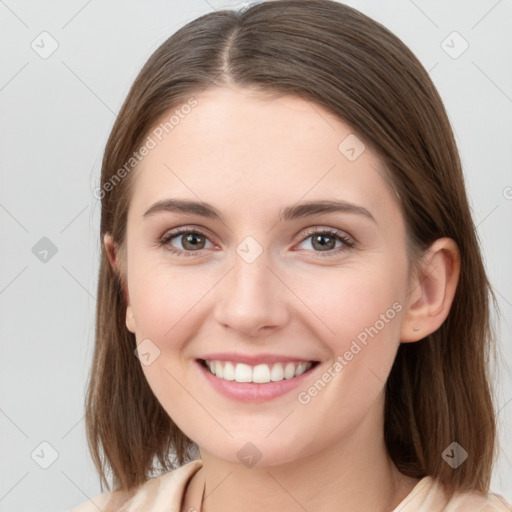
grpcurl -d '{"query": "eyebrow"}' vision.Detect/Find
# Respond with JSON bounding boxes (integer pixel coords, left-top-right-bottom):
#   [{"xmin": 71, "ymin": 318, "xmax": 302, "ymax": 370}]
[{"xmin": 143, "ymin": 198, "xmax": 376, "ymax": 224}]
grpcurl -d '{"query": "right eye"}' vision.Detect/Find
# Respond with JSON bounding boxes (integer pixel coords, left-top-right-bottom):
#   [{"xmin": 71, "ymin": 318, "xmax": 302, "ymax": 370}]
[{"xmin": 159, "ymin": 228, "xmax": 214, "ymax": 257}]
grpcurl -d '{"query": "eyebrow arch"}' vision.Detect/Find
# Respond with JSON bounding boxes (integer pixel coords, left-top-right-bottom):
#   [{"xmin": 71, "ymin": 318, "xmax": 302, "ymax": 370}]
[{"xmin": 143, "ymin": 198, "xmax": 376, "ymax": 224}]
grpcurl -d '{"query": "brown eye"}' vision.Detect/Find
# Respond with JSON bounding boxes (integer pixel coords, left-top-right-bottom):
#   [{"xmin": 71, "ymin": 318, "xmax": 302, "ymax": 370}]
[
  {"xmin": 310, "ymin": 233, "xmax": 338, "ymax": 251},
  {"xmin": 296, "ymin": 228, "xmax": 354, "ymax": 257},
  {"xmin": 179, "ymin": 232, "xmax": 206, "ymax": 251},
  {"xmin": 159, "ymin": 229, "xmax": 213, "ymax": 256}
]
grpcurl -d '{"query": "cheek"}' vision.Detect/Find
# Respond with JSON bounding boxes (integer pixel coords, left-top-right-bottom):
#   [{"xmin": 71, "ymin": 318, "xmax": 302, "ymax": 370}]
[
  {"xmin": 128, "ymin": 256, "xmax": 207, "ymax": 341},
  {"xmin": 291, "ymin": 262, "xmax": 405, "ymax": 349},
  {"xmin": 291, "ymin": 263, "xmax": 405, "ymax": 405}
]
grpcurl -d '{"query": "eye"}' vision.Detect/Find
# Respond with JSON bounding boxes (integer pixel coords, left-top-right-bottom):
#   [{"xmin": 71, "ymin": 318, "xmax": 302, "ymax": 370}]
[
  {"xmin": 295, "ymin": 228, "xmax": 354, "ymax": 257},
  {"xmin": 159, "ymin": 228, "xmax": 214, "ymax": 257},
  {"xmin": 158, "ymin": 227, "xmax": 355, "ymax": 258}
]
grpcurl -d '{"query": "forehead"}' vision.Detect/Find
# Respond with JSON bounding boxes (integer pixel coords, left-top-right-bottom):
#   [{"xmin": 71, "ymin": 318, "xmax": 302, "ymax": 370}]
[{"xmin": 128, "ymin": 86, "xmax": 400, "ymax": 225}]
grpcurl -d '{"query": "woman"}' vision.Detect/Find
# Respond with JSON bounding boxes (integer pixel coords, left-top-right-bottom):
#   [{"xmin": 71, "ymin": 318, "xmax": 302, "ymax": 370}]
[{"xmin": 72, "ymin": 1, "xmax": 511, "ymax": 510}]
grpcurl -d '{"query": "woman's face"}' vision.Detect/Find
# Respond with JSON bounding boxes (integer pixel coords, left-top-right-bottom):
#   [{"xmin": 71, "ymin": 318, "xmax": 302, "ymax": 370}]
[{"xmin": 121, "ymin": 85, "xmax": 413, "ymax": 466}]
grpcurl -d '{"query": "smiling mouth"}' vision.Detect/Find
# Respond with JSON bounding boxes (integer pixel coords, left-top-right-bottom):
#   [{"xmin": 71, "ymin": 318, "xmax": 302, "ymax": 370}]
[{"xmin": 199, "ymin": 359, "xmax": 319, "ymax": 383}]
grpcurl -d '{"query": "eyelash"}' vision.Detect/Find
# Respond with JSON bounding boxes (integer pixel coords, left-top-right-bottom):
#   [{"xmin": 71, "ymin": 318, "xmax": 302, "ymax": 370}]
[{"xmin": 158, "ymin": 227, "xmax": 355, "ymax": 258}]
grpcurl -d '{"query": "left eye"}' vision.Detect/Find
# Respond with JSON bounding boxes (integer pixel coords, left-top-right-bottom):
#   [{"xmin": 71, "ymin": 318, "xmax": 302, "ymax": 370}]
[
  {"xmin": 296, "ymin": 229, "xmax": 352, "ymax": 253},
  {"xmin": 294, "ymin": 229, "xmax": 354, "ymax": 256}
]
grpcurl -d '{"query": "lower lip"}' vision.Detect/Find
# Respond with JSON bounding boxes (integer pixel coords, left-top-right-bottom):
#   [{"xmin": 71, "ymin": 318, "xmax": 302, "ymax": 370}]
[{"xmin": 196, "ymin": 360, "xmax": 319, "ymax": 403}]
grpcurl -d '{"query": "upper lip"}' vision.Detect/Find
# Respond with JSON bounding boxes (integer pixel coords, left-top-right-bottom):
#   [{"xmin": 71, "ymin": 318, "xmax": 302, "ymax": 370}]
[{"xmin": 198, "ymin": 353, "xmax": 319, "ymax": 365}]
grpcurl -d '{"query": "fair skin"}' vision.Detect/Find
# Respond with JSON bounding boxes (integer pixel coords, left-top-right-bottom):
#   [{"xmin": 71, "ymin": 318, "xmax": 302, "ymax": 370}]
[{"xmin": 104, "ymin": 85, "xmax": 460, "ymax": 512}]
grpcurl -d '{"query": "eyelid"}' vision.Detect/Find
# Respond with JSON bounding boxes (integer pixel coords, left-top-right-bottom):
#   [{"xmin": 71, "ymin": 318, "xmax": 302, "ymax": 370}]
[{"xmin": 298, "ymin": 226, "xmax": 355, "ymax": 245}]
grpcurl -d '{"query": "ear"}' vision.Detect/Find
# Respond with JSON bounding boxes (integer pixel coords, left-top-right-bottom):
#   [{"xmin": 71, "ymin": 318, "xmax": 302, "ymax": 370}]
[
  {"xmin": 103, "ymin": 232, "xmax": 118, "ymax": 272},
  {"xmin": 400, "ymin": 237, "xmax": 461, "ymax": 343},
  {"xmin": 103, "ymin": 233, "xmax": 136, "ymax": 333}
]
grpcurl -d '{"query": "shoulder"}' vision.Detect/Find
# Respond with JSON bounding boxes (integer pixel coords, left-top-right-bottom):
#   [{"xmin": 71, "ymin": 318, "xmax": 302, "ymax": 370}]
[
  {"xmin": 446, "ymin": 489, "xmax": 512, "ymax": 511},
  {"xmin": 393, "ymin": 476, "xmax": 511, "ymax": 512},
  {"xmin": 69, "ymin": 459, "xmax": 203, "ymax": 512}
]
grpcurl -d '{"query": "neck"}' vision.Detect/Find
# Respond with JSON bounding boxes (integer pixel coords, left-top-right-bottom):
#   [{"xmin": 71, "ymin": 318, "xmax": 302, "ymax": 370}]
[{"xmin": 184, "ymin": 394, "xmax": 419, "ymax": 512}]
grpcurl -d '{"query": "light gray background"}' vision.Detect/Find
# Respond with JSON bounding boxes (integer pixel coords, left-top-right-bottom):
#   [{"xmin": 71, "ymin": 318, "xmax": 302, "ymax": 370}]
[{"xmin": 0, "ymin": 1, "xmax": 511, "ymax": 510}]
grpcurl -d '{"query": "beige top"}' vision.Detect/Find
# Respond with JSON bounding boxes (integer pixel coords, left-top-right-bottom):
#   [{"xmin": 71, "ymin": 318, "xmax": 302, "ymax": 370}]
[{"xmin": 70, "ymin": 459, "xmax": 511, "ymax": 512}]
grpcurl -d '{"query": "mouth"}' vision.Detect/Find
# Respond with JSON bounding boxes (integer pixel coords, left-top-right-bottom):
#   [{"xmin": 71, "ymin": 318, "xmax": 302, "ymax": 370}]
[{"xmin": 198, "ymin": 359, "xmax": 320, "ymax": 384}]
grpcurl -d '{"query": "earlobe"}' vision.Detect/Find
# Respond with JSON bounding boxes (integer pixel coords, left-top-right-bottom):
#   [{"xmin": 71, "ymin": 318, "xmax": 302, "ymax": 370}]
[
  {"xmin": 400, "ymin": 238, "xmax": 460, "ymax": 343},
  {"xmin": 126, "ymin": 306, "xmax": 136, "ymax": 333}
]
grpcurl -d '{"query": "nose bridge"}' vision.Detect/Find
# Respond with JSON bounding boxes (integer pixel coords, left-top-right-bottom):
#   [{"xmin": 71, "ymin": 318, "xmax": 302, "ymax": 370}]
[{"xmin": 213, "ymin": 237, "xmax": 289, "ymax": 335}]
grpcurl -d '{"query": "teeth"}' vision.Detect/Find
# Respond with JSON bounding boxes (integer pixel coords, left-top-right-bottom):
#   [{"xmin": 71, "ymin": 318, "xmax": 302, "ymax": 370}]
[
  {"xmin": 223, "ymin": 361, "xmax": 235, "ymax": 381},
  {"xmin": 235, "ymin": 363, "xmax": 252, "ymax": 383},
  {"xmin": 253, "ymin": 364, "xmax": 271, "ymax": 383},
  {"xmin": 295, "ymin": 362, "xmax": 308, "ymax": 376},
  {"xmin": 204, "ymin": 360, "xmax": 313, "ymax": 383},
  {"xmin": 284, "ymin": 362, "xmax": 296, "ymax": 379},
  {"xmin": 270, "ymin": 363, "xmax": 284, "ymax": 381}
]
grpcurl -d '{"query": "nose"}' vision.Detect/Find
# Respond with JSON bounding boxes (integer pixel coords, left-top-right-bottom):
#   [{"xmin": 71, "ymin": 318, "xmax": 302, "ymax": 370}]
[{"xmin": 213, "ymin": 249, "xmax": 291, "ymax": 337}]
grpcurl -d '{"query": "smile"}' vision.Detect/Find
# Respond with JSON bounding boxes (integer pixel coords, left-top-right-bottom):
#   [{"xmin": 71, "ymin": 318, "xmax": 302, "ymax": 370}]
[{"xmin": 201, "ymin": 359, "xmax": 316, "ymax": 383}]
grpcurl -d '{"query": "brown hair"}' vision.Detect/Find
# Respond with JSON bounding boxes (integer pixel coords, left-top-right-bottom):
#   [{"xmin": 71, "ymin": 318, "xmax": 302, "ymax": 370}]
[{"xmin": 86, "ymin": 0, "xmax": 501, "ymax": 495}]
